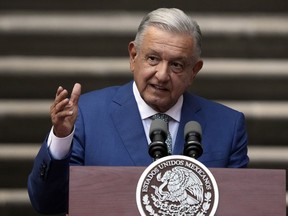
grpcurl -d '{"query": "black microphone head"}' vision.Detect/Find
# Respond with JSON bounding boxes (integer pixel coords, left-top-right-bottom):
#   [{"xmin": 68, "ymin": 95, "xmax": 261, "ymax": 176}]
[
  {"xmin": 184, "ymin": 121, "xmax": 202, "ymax": 140},
  {"xmin": 149, "ymin": 119, "xmax": 168, "ymax": 140},
  {"xmin": 183, "ymin": 121, "xmax": 203, "ymax": 159},
  {"xmin": 149, "ymin": 118, "xmax": 169, "ymax": 160}
]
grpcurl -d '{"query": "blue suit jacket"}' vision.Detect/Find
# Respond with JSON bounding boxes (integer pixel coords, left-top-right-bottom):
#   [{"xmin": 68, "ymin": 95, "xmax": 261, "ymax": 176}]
[{"xmin": 28, "ymin": 82, "xmax": 249, "ymax": 214}]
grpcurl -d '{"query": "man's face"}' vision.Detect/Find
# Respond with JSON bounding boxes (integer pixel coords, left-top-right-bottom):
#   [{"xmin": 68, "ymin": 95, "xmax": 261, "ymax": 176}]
[{"xmin": 129, "ymin": 26, "xmax": 203, "ymax": 113}]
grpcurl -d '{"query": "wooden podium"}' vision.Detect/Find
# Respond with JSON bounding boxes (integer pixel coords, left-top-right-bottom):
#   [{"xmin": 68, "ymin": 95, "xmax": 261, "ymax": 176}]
[{"xmin": 69, "ymin": 166, "xmax": 286, "ymax": 216}]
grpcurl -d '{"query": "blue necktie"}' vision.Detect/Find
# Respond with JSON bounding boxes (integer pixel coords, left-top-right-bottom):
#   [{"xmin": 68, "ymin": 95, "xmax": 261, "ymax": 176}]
[{"xmin": 151, "ymin": 113, "xmax": 173, "ymax": 154}]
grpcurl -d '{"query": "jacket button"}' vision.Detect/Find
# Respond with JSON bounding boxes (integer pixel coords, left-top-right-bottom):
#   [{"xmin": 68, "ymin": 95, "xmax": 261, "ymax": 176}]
[{"xmin": 40, "ymin": 162, "xmax": 47, "ymax": 178}]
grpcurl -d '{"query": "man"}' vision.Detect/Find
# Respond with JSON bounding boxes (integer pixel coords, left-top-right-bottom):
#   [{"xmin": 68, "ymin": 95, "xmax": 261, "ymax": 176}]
[{"xmin": 28, "ymin": 8, "xmax": 249, "ymax": 214}]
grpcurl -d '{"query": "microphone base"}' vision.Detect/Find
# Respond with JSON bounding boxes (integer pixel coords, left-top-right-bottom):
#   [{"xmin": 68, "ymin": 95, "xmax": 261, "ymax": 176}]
[
  {"xmin": 149, "ymin": 141, "xmax": 169, "ymax": 160},
  {"xmin": 183, "ymin": 141, "xmax": 203, "ymax": 159}
]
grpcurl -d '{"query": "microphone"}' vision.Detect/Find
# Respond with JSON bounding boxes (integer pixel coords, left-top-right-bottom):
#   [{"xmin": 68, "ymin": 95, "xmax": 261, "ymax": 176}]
[
  {"xmin": 183, "ymin": 121, "xmax": 203, "ymax": 159},
  {"xmin": 149, "ymin": 119, "xmax": 169, "ymax": 160}
]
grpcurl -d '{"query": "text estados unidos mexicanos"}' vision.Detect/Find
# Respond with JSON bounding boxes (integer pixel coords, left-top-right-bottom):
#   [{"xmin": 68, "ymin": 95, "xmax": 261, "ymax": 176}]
[{"xmin": 141, "ymin": 160, "xmax": 212, "ymax": 192}]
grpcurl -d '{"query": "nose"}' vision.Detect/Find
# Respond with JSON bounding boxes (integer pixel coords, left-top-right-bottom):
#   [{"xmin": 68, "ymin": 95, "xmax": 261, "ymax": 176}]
[{"xmin": 155, "ymin": 61, "xmax": 170, "ymax": 82}]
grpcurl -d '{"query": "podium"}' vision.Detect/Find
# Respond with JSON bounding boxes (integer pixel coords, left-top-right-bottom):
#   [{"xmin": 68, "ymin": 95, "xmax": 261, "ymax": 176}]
[{"xmin": 69, "ymin": 166, "xmax": 286, "ymax": 216}]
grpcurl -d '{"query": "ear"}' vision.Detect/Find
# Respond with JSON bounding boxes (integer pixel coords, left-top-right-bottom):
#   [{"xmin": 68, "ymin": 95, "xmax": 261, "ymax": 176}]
[
  {"xmin": 128, "ymin": 42, "xmax": 137, "ymax": 72},
  {"xmin": 189, "ymin": 59, "xmax": 203, "ymax": 84},
  {"xmin": 193, "ymin": 59, "xmax": 203, "ymax": 77}
]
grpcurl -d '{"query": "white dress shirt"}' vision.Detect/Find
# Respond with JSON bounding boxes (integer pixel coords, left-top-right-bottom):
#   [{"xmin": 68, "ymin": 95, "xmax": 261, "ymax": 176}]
[
  {"xmin": 132, "ymin": 82, "xmax": 182, "ymax": 150},
  {"xmin": 48, "ymin": 82, "xmax": 183, "ymax": 159}
]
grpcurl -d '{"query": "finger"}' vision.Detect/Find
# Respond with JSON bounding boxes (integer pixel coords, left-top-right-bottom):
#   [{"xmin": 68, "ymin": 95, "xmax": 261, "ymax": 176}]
[
  {"xmin": 54, "ymin": 87, "xmax": 69, "ymax": 105},
  {"xmin": 54, "ymin": 109, "xmax": 74, "ymax": 119},
  {"xmin": 54, "ymin": 98, "xmax": 70, "ymax": 112},
  {"xmin": 70, "ymin": 83, "xmax": 81, "ymax": 104},
  {"xmin": 51, "ymin": 102, "xmax": 74, "ymax": 120},
  {"xmin": 56, "ymin": 86, "xmax": 64, "ymax": 97},
  {"xmin": 50, "ymin": 98, "xmax": 69, "ymax": 116},
  {"xmin": 55, "ymin": 86, "xmax": 67, "ymax": 102}
]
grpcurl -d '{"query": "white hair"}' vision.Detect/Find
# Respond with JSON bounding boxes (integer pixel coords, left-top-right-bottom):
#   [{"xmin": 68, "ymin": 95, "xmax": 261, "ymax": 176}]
[{"xmin": 134, "ymin": 8, "xmax": 202, "ymax": 58}]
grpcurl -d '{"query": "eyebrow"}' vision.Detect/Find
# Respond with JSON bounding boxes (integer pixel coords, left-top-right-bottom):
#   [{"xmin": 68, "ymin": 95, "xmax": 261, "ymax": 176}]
[{"xmin": 145, "ymin": 48, "xmax": 191, "ymax": 61}]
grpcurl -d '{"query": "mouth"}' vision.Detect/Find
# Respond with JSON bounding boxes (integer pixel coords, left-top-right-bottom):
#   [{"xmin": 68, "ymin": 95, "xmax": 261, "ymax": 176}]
[{"xmin": 150, "ymin": 84, "xmax": 168, "ymax": 92}]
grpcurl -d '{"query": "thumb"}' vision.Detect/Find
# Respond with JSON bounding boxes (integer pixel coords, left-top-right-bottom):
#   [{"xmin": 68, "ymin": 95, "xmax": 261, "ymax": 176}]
[{"xmin": 70, "ymin": 83, "xmax": 81, "ymax": 104}]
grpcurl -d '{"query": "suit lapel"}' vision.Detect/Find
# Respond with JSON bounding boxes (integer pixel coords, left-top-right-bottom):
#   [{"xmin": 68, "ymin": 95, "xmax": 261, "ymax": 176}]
[
  {"xmin": 110, "ymin": 84, "xmax": 207, "ymax": 162},
  {"xmin": 110, "ymin": 82, "xmax": 153, "ymax": 166},
  {"xmin": 174, "ymin": 93, "xmax": 206, "ymax": 155}
]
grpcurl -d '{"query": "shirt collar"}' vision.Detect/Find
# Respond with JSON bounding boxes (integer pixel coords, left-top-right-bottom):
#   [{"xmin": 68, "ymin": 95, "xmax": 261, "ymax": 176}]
[{"xmin": 133, "ymin": 82, "xmax": 182, "ymax": 122}]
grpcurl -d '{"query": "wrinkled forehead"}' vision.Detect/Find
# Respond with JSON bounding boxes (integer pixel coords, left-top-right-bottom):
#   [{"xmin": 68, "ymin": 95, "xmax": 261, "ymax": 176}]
[
  {"xmin": 140, "ymin": 26, "xmax": 195, "ymax": 57},
  {"xmin": 142, "ymin": 26, "xmax": 194, "ymax": 44}
]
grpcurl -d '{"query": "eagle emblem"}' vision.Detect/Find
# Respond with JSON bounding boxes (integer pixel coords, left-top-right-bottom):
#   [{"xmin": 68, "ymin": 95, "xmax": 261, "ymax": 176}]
[
  {"xmin": 154, "ymin": 166, "xmax": 203, "ymax": 205},
  {"xmin": 150, "ymin": 166, "xmax": 204, "ymax": 215},
  {"xmin": 137, "ymin": 156, "xmax": 218, "ymax": 216}
]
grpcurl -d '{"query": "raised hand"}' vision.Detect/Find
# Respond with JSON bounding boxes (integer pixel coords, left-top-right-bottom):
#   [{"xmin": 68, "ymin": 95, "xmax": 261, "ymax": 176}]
[{"xmin": 50, "ymin": 83, "xmax": 81, "ymax": 137}]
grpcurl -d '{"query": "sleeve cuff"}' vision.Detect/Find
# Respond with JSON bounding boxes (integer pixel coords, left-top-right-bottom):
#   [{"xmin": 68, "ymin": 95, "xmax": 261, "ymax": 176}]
[{"xmin": 47, "ymin": 126, "xmax": 75, "ymax": 160}]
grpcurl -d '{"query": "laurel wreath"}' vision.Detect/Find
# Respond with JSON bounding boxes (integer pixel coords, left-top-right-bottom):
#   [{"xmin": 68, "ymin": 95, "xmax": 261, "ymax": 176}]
[
  {"xmin": 142, "ymin": 192, "xmax": 212, "ymax": 216},
  {"xmin": 196, "ymin": 192, "xmax": 212, "ymax": 216},
  {"xmin": 143, "ymin": 194, "xmax": 158, "ymax": 216}
]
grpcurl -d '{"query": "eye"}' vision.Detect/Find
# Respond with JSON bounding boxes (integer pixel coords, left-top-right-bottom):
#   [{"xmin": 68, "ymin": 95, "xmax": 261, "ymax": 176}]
[
  {"xmin": 170, "ymin": 61, "xmax": 184, "ymax": 73},
  {"xmin": 146, "ymin": 56, "xmax": 160, "ymax": 66}
]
